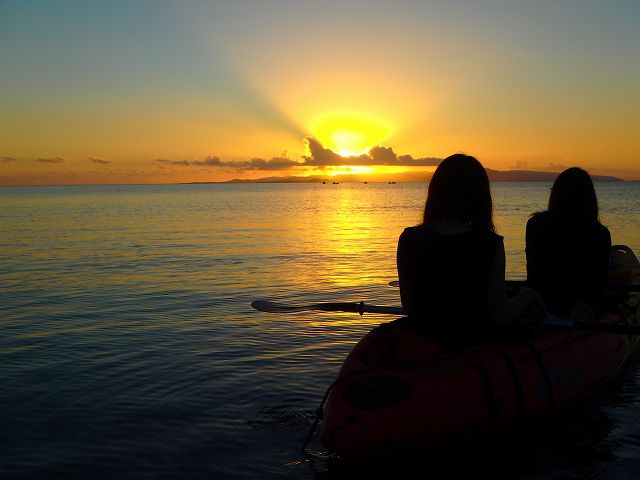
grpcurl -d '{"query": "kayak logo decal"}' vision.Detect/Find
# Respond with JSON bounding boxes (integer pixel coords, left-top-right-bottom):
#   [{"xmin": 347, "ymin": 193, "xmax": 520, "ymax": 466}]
[{"xmin": 537, "ymin": 367, "xmax": 581, "ymax": 398}]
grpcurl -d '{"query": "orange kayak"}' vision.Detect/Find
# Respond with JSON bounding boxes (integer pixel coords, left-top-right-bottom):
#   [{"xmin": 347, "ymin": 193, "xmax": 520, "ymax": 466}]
[{"xmin": 320, "ymin": 247, "xmax": 640, "ymax": 457}]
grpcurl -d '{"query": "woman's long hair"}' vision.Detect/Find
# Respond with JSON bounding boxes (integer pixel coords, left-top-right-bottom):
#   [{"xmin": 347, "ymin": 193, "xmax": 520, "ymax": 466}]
[
  {"xmin": 423, "ymin": 154, "xmax": 495, "ymax": 233},
  {"xmin": 548, "ymin": 167, "xmax": 599, "ymax": 223}
]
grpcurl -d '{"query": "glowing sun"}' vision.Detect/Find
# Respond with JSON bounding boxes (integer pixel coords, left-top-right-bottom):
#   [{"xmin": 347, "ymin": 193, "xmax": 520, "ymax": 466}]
[{"xmin": 311, "ymin": 112, "xmax": 391, "ymax": 157}]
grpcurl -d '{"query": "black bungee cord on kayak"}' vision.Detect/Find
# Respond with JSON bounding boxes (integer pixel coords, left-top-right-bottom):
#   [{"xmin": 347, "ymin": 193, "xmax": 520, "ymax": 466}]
[
  {"xmin": 301, "ymin": 366, "xmax": 375, "ymax": 454},
  {"xmin": 300, "ymin": 380, "xmax": 333, "ymax": 453}
]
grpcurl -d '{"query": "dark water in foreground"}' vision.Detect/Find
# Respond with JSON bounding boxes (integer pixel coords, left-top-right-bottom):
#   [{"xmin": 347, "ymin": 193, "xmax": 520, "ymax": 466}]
[{"xmin": 1, "ymin": 182, "xmax": 640, "ymax": 479}]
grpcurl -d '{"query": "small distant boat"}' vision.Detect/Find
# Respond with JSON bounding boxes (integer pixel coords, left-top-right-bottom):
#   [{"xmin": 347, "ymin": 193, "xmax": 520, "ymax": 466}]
[
  {"xmin": 333, "ymin": 181, "xmax": 339, "ymax": 184},
  {"xmin": 322, "ymin": 181, "xmax": 326, "ymax": 184},
  {"xmin": 388, "ymin": 181, "xmax": 396, "ymax": 184},
  {"xmin": 364, "ymin": 181, "xmax": 368, "ymax": 184}
]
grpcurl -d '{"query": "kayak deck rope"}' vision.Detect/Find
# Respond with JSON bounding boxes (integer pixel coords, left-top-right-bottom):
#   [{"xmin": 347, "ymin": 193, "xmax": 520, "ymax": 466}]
[
  {"xmin": 496, "ymin": 352, "xmax": 527, "ymax": 419},
  {"xmin": 300, "ymin": 366, "xmax": 376, "ymax": 454},
  {"xmin": 526, "ymin": 340, "xmax": 556, "ymax": 414},
  {"xmin": 469, "ymin": 364, "xmax": 501, "ymax": 426}
]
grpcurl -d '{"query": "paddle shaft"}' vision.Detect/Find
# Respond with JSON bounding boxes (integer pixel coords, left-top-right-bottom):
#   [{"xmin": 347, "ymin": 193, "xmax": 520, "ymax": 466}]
[
  {"xmin": 251, "ymin": 300, "xmax": 640, "ymax": 335},
  {"xmin": 251, "ymin": 300, "xmax": 404, "ymax": 315}
]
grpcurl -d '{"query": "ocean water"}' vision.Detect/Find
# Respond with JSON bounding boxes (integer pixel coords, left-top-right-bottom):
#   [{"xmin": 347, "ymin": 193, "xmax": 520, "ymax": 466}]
[{"xmin": 1, "ymin": 182, "xmax": 640, "ymax": 479}]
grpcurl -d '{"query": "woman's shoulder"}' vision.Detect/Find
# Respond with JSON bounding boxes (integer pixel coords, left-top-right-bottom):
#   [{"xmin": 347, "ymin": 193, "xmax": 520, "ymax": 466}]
[
  {"xmin": 488, "ymin": 231, "xmax": 504, "ymax": 243},
  {"xmin": 527, "ymin": 211, "xmax": 550, "ymax": 226},
  {"xmin": 401, "ymin": 224, "xmax": 423, "ymax": 236},
  {"xmin": 478, "ymin": 231, "xmax": 503, "ymax": 252},
  {"xmin": 526, "ymin": 211, "xmax": 554, "ymax": 235},
  {"xmin": 595, "ymin": 222, "xmax": 611, "ymax": 242},
  {"xmin": 399, "ymin": 225, "xmax": 428, "ymax": 243}
]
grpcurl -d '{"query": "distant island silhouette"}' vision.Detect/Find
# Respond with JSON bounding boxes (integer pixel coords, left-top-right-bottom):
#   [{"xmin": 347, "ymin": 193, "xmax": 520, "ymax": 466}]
[{"xmin": 187, "ymin": 169, "xmax": 624, "ymax": 184}]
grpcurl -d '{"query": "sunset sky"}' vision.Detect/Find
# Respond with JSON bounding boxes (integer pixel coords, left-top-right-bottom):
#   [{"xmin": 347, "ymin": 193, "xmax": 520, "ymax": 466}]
[{"xmin": 1, "ymin": 1, "xmax": 639, "ymax": 184}]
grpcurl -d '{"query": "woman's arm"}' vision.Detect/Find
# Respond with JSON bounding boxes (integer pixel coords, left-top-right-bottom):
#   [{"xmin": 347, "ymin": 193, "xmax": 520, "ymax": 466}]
[
  {"xmin": 397, "ymin": 230, "xmax": 413, "ymax": 314},
  {"xmin": 596, "ymin": 226, "xmax": 612, "ymax": 291},
  {"xmin": 525, "ymin": 215, "xmax": 543, "ymax": 286}
]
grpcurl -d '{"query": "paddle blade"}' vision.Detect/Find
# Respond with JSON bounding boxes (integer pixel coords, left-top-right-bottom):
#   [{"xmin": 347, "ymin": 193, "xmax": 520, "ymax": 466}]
[
  {"xmin": 251, "ymin": 300, "xmax": 307, "ymax": 313},
  {"xmin": 251, "ymin": 300, "xmax": 362, "ymax": 314}
]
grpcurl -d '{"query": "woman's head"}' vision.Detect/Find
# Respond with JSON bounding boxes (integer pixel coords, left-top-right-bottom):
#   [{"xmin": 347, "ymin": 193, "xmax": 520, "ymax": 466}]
[
  {"xmin": 548, "ymin": 167, "xmax": 599, "ymax": 222},
  {"xmin": 423, "ymin": 153, "xmax": 495, "ymax": 232}
]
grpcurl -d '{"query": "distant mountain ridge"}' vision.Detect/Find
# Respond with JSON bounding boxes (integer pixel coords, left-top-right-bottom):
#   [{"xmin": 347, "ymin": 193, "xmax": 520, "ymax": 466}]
[
  {"xmin": 215, "ymin": 169, "xmax": 624, "ymax": 184},
  {"xmin": 486, "ymin": 169, "xmax": 622, "ymax": 182}
]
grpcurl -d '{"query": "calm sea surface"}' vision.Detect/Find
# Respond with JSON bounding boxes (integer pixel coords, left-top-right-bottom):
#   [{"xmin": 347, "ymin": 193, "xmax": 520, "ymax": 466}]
[{"xmin": 1, "ymin": 182, "xmax": 640, "ymax": 479}]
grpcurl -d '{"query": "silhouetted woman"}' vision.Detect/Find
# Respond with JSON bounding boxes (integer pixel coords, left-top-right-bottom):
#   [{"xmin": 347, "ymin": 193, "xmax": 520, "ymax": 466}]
[
  {"xmin": 526, "ymin": 167, "xmax": 611, "ymax": 318},
  {"xmin": 397, "ymin": 154, "xmax": 541, "ymax": 346}
]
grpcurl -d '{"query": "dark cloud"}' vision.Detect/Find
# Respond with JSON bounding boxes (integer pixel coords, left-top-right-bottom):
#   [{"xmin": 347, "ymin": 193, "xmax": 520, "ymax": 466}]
[
  {"xmin": 156, "ymin": 158, "xmax": 219, "ymax": 167},
  {"xmin": 397, "ymin": 154, "xmax": 442, "ymax": 167},
  {"xmin": 302, "ymin": 137, "xmax": 360, "ymax": 166},
  {"xmin": 192, "ymin": 156, "xmax": 223, "ymax": 166},
  {"xmin": 302, "ymin": 137, "xmax": 441, "ymax": 167},
  {"xmin": 89, "ymin": 157, "xmax": 112, "ymax": 164},
  {"xmin": 156, "ymin": 159, "xmax": 190, "ymax": 166},
  {"xmin": 225, "ymin": 157, "xmax": 299, "ymax": 170},
  {"xmin": 369, "ymin": 146, "xmax": 397, "ymax": 164},
  {"xmin": 156, "ymin": 156, "xmax": 298, "ymax": 170},
  {"xmin": 2, "ymin": 156, "xmax": 16, "ymax": 162},
  {"xmin": 152, "ymin": 139, "xmax": 440, "ymax": 171},
  {"xmin": 37, "ymin": 156, "xmax": 68, "ymax": 163}
]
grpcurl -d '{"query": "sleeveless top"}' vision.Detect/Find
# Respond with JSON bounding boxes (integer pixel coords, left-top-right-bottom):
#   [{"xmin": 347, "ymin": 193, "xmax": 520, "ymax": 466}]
[
  {"xmin": 396, "ymin": 225, "xmax": 502, "ymax": 343},
  {"xmin": 526, "ymin": 211, "xmax": 611, "ymax": 317}
]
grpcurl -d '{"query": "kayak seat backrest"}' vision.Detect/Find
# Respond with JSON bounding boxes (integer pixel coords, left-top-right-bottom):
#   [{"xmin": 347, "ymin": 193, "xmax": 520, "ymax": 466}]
[{"xmin": 609, "ymin": 244, "xmax": 640, "ymax": 284}]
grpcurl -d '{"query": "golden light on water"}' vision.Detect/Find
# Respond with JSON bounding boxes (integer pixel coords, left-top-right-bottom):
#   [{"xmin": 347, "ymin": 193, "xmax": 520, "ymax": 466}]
[{"xmin": 311, "ymin": 113, "xmax": 391, "ymax": 157}]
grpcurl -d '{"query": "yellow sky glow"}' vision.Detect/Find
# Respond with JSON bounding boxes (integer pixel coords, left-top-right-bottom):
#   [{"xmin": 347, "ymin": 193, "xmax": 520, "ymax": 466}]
[{"xmin": 327, "ymin": 166, "xmax": 375, "ymax": 176}]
